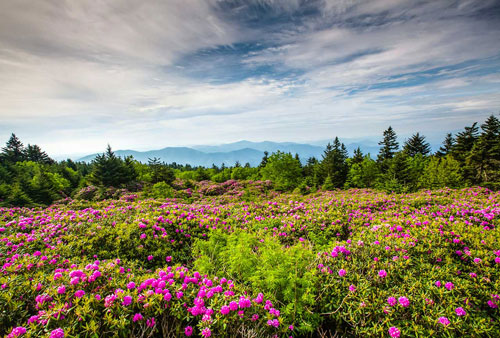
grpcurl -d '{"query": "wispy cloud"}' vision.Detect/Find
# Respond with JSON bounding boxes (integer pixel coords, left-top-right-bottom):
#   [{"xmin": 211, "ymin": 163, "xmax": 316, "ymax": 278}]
[{"xmin": 0, "ymin": 0, "xmax": 499, "ymax": 156}]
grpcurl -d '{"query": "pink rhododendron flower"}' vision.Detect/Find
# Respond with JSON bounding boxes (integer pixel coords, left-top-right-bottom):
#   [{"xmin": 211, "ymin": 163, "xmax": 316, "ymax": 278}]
[
  {"xmin": 122, "ymin": 295, "xmax": 132, "ymax": 306},
  {"xmin": 220, "ymin": 305, "xmax": 230, "ymax": 315},
  {"xmin": 378, "ymin": 270, "xmax": 387, "ymax": 278},
  {"xmin": 387, "ymin": 297, "xmax": 397, "ymax": 306},
  {"xmin": 74, "ymin": 290, "xmax": 85, "ymax": 298},
  {"xmin": 338, "ymin": 269, "xmax": 347, "ymax": 277},
  {"xmin": 455, "ymin": 307, "xmax": 466, "ymax": 316},
  {"xmin": 445, "ymin": 282, "xmax": 454, "ymax": 291},
  {"xmin": 49, "ymin": 328, "xmax": 64, "ymax": 338},
  {"xmin": 438, "ymin": 317, "xmax": 450, "ymax": 326},
  {"xmin": 133, "ymin": 313, "xmax": 143, "ymax": 322},
  {"xmin": 388, "ymin": 326, "xmax": 400, "ymax": 338},
  {"xmin": 8, "ymin": 326, "xmax": 26, "ymax": 338},
  {"xmin": 184, "ymin": 326, "xmax": 193, "ymax": 336},
  {"xmin": 398, "ymin": 297, "xmax": 410, "ymax": 307},
  {"xmin": 201, "ymin": 328, "xmax": 211, "ymax": 337}
]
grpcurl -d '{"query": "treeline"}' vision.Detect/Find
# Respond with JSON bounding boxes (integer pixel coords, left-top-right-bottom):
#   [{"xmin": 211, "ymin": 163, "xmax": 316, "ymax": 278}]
[{"xmin": 0, "ymin": 114, "xmax": 499, "ymax": 206}]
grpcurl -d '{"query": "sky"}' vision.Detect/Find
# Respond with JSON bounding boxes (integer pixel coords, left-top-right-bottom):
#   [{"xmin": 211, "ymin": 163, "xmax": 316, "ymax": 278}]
[{"xmin": 1, "ymin": 0, "xmax": 500, "ymax": 158}]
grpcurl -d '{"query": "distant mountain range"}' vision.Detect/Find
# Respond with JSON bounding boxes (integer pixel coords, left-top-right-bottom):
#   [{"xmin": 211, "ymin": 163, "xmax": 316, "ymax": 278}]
[{"xmin": 76, "ymin": 139, "xmax": 411, "ymax": 166}]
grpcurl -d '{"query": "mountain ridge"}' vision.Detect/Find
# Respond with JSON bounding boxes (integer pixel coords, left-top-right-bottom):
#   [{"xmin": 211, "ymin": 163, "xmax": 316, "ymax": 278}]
[{"xmin": 77, "ymin": 140, "xmax": 392, "ymax": 166}]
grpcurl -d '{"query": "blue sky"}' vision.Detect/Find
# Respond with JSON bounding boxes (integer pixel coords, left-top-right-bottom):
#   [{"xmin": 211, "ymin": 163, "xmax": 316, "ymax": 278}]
[{"xmin": 1, "ymin": 0, "xmax": 499, "ymax": 157}]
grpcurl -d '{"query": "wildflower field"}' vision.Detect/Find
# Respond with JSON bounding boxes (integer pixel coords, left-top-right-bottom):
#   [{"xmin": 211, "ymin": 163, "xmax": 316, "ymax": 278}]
[{"xmin": 1, "ymin": 182, "xmax": 499, "ymax": 337}]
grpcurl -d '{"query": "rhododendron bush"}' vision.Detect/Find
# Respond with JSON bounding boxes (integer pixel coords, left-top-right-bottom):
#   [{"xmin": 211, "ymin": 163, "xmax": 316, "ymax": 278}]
[{"xmin": 1, "ymin": 186, "xmax": 499, "ymax": 337}]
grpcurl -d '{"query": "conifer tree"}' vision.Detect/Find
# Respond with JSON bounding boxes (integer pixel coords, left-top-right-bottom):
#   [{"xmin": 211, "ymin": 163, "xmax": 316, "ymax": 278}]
[
  {"xmin": 403, "ymin": 132, "xmax": 431, "ymax": 157},
  {"xmin": 259, "ymin": 151, "xmax": 269, "ymax": 168},
  {"xmin": 90, "ymin": 145, "xmax": 137, "ymax": 187},
  {"xmin": 467, "ymin": 115, "xmax": 500, "ymax": 185},
  {"xmin": 436, "ymin": 133, "xmax": 454, "ymax": 157},
  {"xmin": 352, "ymin": 147, "xmax": 364, "ymax": 164},
  {"xmin": 26, "ymin": 144, "xmax": 54, "ymax": 164},
  {"xmin": 303, "ymin": 157, "xmax": 318, "ymax": 178},
  {"xmin": 452, "ymin": 123, "xmax": 479, "ymax": 160},
  {"xmin": 148, "ymin": 157, "xmax": 174, "ymax": 184},
  {"xmin": 320, "ymin": 137, "xmax": 349, "ymax": 188},
  {"xmin": 1, "ymin": 133, "xmax": 26, "ymax": 163},
  {"xmin": 378, "ymin": 126, "xmax": 399, "ymax": 161}
]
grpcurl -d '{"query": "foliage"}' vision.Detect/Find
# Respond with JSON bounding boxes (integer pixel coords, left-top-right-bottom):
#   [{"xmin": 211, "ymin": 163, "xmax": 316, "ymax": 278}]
[
  {"xmin": 89, "ymin": 145, "xmax": 137, "ymax": 188},
  {"xmin": 403, "ymin": 132, "xmax": 431, "ymax": 157},
  {"xmin": 261, "ymin": 151, "xmax": 302, "ymax": 191},
  {"xmin": 319, "ymin": 137, "xmax": 349, "ymax": 188},
  {"xmin": 1, "ymin": 188, "xmax": 499, "ymax": 338},
  {"xmin": 378, "ymin": 126, "xmax": 399, "ymax": 161}
]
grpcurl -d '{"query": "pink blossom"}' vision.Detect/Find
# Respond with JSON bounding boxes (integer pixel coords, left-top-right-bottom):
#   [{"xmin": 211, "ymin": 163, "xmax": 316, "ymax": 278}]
[
  {"xmin": 455, "ymin": 307, "xmax": 466, "ymax": 316},
  {"xmin": 387, "ymin": 297, "xmax": 397, "ymax": 306},
  {"xmin": 122, "ymin": 295, "xmax": 133, "ymax": 306},
  {"xmin": 398, "ymin": 296, "xmax": 410, "ymax": 307},
  {"xmin": 49, "ymin": 328, "xmax": 64, "ymax": 338},
  {"xmin": 74, "ymin": 290, "xmax": 85, "ymax": 298},
  {"xmin": 438, "ymin": 316, "xmax": 450, "ymax": 326},
  {"xmin": 378, "ymin": 270, "xmax": 387, "ymax": 278},
  {"xmin": 201, "ymin": 328, "xmax": 211, "ymax": 337},
  {"xmin": 220, "ymin": 305, "xmax": 230, "ymax": 315},
  {"xmin": 8, "ymin": 327, "xmax": 26, "ymax": 337},
  {"xmin": 184, "ymin": 326, "xmax": 193, "ymax": 336},
  {"xmin": 388, "ymin": 326, "xmax": 400, "ymax": 338},
  {"xmin": 338, "ymin": 269, "xmax": 347, "ymax": 277}
]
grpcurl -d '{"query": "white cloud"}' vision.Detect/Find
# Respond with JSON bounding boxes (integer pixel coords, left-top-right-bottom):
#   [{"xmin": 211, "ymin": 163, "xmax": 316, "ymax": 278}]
[{"xmin": 0, "ymin": 0, "xmax": 499, "ymax": 157}]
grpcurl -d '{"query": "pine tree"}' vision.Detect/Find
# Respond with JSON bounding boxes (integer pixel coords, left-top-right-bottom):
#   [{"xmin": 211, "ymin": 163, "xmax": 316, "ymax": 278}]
[
  {"xmin": 320, "ymin": 137, "xmax": 349, "ymax": 188},
  {"xmin": 467, "ymin": 115, "xmax": 500, "ymax": 185},
  {"xmin": 403, "ymin": 132, "xmax": 431, "ymax": 157},
  {"xmin": 26, "ymin": 144, "xmax": 54, "ymax": 164},
  {"xmin": 90, "ymin": 145, "xmax": 137, "ymax": 187},
  {"xmin": 377, "ymin": 151, "xmax": 410, "ymax": 193},
  {"xmin": 378, "ymin": 126, "xmax": 399, "ymax": 161},
  {"xmin": 452, "ymin": 122, "xmax": 479, "ymax": 182},
  {"xmin": 452, "ymin": 123, "xmax": 479, "ymax": 160},
  {"xmin": 303, "ymin": 157, "xmax": 318, "ymax": 178},
  {"xmin": 436, "ymin": 133, "xmax": 454, "ymax": 157},
  {"xmin": 148, "ymin": 157, "xmax": 175, "ymax": 184},
  {"xmin": 259, "ymin": 151, "xmax": 269, "ymax": 168},
  {"xmin": 1, "ymin": 133, "xmax": 26, "ymax": 163},
  {"xmin": 352, "ymin": 147, "xmax": 364, "ymax": 164}
]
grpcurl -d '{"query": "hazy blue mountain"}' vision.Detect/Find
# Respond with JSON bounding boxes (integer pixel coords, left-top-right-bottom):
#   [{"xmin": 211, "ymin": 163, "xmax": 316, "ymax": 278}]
[
  {"xmin": 78, "ymin": 147, "xmax": 266, "ymax": 167},
  {"xmin": 192, "ymin": 140, "xmax": 324, "ymax": 159},
  {"xmin": 78, "ymin": 139, "xmax": 432, "ymax": 166}
]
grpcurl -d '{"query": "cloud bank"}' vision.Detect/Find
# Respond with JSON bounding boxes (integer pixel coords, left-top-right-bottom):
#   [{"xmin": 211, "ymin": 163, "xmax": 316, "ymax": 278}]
[{"xmin": 0, "ymin": 0, "xmax": 499, "ymax": 156}]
